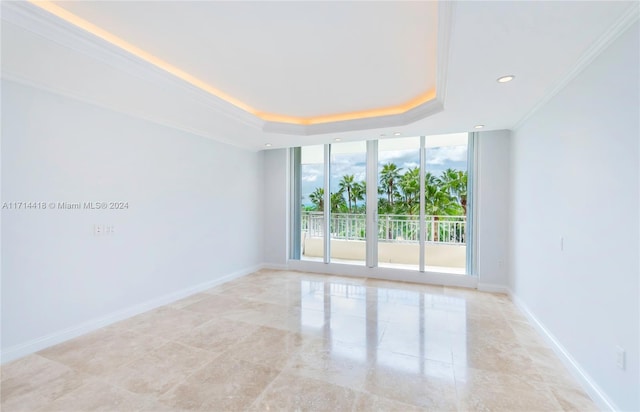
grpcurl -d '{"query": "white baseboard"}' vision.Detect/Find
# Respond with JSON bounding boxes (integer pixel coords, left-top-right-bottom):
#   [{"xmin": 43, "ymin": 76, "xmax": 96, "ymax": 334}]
[
  {"xmin": 0, "ymin": 264, "xmax": 262, "ymax": 364},
  {"xmin": 508, "ymin": 290, "xmax": 619, "ymax": 412},
  {"xmin": 477, "ymin": 282, "xmax": 510, "ymax": 294}
]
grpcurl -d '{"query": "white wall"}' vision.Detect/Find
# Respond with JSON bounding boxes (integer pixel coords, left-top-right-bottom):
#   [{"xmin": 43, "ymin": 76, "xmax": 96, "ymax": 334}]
[
  {"xmin": 476, "ymin": 130, "xmax": 510, "ymax": 291},
  {"xmin": 1, "ymin": 80, "xmax": 264, "ymax": 360},
  {"xmin": 509, "ymin": 22, "xmax": 639, "ymax": 411},
  {"xmin": 262, "ymin": 149, "xmax": 289, "ymax": 266}
]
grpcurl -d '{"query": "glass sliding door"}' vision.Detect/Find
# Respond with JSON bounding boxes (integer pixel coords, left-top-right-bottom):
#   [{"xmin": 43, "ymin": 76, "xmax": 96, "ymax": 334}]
[
  {"xmin": 300, "ymin": 145, "xmax": 325, "ymax": 262},
  {"xmin": 291, "ymin": 132, "xmax": 473, "ymax": 276},
  {"xmin": 424, "ymin": 133, "xmax": 469, "ymax": 274},
  {"xmin": 329, "ymin": 141, "xmax": 367, "ymax": 265},
  {"xmin": 377, "ymin": 137, "xmax": 422, "ymax": 270}
]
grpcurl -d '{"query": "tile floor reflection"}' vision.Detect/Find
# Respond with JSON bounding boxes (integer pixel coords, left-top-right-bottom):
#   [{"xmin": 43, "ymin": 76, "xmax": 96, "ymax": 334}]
[{"xmin": 1, "ymin": 270, "xmax": 598, "ymax": 411}]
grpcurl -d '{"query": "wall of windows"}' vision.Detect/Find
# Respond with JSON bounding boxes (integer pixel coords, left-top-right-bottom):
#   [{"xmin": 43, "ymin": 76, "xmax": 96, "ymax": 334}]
[{"xmin": 291, "ymin": 133, "xmax": 474, "ymax": 275}]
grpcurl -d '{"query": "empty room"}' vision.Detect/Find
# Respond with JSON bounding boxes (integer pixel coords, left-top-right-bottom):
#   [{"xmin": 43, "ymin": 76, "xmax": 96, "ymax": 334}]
[{"xmin": 1, "ymin": 1, "xmax": 638, "ymax": 411}]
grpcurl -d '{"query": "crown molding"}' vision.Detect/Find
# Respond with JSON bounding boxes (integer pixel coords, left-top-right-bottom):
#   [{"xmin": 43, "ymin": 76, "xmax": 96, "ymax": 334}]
[
  {"xmin": 512, "ymin": 2, "xmax": 640, "ymax": 131},
  {"xmin": 1, "ymin": 72, "xmax": 258, "ymax": 152},
  {"xmin": 436, "ymin": 1, "xmax": 454, "ymax": 108},
  {"xmin": 263, "ymin": 99, "xmax": 445, "ymax": 136},
  {"xmin": 1, "ymin": 1, "xmax": 266, "ymax": 130},
  {"xmin": 2, "ymin": 1, "xmax": 452, "ymax": 136}
]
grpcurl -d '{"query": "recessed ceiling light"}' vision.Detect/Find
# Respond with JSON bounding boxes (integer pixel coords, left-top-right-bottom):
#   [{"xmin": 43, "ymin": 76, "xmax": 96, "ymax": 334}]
[
  {"xmin": 497, "ymin": 75, "xmax": 515, "ymax": 83},
  {"xmin": 474, "ymin": 125, "xmax": 484, "ymax": 129},
  {"xmin": 334, "ymin": 138, "xmax": 342, "ymax": 142},
  {"xmin": 394, "ymin": 132, "xmax": 401, "ymax": 136},
  {"xmin": 265, "ymin": 143, "xmax": 272, "ymax": 147}
]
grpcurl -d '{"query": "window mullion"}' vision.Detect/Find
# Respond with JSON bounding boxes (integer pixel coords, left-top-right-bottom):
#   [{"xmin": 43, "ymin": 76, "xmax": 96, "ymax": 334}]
[
  {"xmin": 419, "ymin": 136, "xmax": 426, "ymax": 272},
  {"xmin": 323, "ymin": 144, "xmax": 331, "ymax": 264},
  {"xmin": 366, "ymin": 140, "xmax": 378, "ymax": 268}
]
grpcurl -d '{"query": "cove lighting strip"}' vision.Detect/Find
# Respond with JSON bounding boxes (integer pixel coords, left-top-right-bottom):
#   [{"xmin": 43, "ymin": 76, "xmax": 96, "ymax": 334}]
[{"xmin": 30, "ymin": 1, "xmax": 437, "ymax": 126}]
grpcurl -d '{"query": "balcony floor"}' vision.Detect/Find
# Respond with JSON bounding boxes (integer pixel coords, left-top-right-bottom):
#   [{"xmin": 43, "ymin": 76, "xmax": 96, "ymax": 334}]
[{"xmin": 301, "ymin": 255, "xmax": 466, "ymax": 274}]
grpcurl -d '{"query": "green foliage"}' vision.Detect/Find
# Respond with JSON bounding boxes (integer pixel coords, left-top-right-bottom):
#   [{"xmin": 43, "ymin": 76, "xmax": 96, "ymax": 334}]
[
  {"xmin": 307, "ymin": 165, "xmax": 468, "ymax": 217},
  {"xmin": 330, "ymin": 190, "xmax": 347, "ymax": 213},
  {"xmin": 308, "ymin": 187, "xmax": 324, "ymax": 211},
  {"xmin": 351, "ymin": 181, "xmax": 365, "ymax": 210},
  {"xmin": 306, "ymin": 186, "xmax": 348, "ymax": 213},
  {"xmin": 438, "ymin": 168, "xmax": 468, "ymax": 213},
  {"xmin": 379, "ymin": 163, "xmax": 402, "ymax": 206},
  {"xmin": 397, "ymin": 167, "xmax": 420, "ymax": 214},
  {"xmin": 339, "ymin": 174, "xmax": 356, "ymax": 212}
]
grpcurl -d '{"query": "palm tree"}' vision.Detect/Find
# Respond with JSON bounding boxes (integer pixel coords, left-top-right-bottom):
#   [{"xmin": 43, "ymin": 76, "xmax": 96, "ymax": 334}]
[
  {"xmin": 398, "ymin": 167, "xmax": 420, "ymax": 213},
  {"xmin": 339, "ymin": 174, "xmax": 356, "ymax": 213},
  {"xmin": 380, "ymin": 163, "xmax": 402, "ymax": 206},
  {"xmin": 425, "ymin": 178, "xmax": 458, "ymax": 241},
  {"xmin": 309, "ymin": 187, "xmax": 324, "ymax": 211},
  {"xmin": 330, "ymin": 190, "xmax": 346, "ymax": 213},
  {"xmin": 439, "ymin": 169, "xmax": 467, "ymax": 215},
  {"xmin": 351, "ymin": 181, "xmax": 365, "ymax": 211},
  {"xmin": 439, "ymin": 169, "xmax": 468, "ymax": 214},
  {"xmin": 307, "ymin": 187, "xmax": 347, "ymax": 213},
  {"xmin": 377, "ymin": 198, "xmax": 393, "ymax": 214},
  {"xmin": 425, "ymin": 171, "xmax": 438, "ymax": 187}
]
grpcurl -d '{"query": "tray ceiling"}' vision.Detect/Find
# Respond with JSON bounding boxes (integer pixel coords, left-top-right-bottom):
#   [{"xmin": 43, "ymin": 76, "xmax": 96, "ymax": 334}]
[{"xmin": 46, "ymin": 1, "xmax": 440, "ymax": 126}]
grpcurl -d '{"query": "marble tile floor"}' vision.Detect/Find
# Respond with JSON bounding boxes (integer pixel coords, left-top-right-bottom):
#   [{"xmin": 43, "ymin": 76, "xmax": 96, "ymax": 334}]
[{"xmin": 1, "ymin": 270, "xmax": 599, "ymax": 411}]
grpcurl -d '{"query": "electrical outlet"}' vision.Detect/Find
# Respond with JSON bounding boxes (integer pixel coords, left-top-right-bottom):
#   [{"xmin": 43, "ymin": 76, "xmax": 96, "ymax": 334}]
[{"xmin": 616, "ymin": 346, "xmax": 626, "ymax": 370}]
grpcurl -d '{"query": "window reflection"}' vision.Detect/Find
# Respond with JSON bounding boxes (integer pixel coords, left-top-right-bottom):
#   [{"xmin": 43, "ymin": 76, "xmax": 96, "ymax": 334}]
[
  {"xmin": 299, "ymin": 280, "xmax": 325, "ymax": 329},
  {"xmin": 299, "ymin": 278, "xmax": 467, "ymax": 377},
  {"xmin": 329, "ymin": 283, "xmax": 367, "ymax": 314}
]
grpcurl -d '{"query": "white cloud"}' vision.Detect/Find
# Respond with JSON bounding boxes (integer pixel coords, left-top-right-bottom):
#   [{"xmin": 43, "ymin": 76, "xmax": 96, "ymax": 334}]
[
  {"xmin": 379, "ymin": 149, "xmax": 419, "ymax": 164},
  {"xmin": 426, "ymin": 145, "xmax": 467, "ymax": 165}
]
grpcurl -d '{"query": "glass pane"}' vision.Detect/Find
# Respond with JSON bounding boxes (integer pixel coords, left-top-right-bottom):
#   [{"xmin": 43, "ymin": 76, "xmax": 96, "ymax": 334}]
[
  {"xmin": 300, "ymin": 145, "xmax": 325, "ymax": 261},
  {"xmin": 425, "ymin": 133, "xmax": 468, "ymax": 274},
  {"xmin": 329, "ymin": 141, "xmax": 367, "ymax": 265},
  {"xmin": 377, "ymin": 137, "xmax": 421, "ymax": 270}
]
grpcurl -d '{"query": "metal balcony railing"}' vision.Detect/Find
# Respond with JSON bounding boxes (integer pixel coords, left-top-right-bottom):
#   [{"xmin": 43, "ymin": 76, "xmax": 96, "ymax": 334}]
[{"xmin": 301, "ymin": 212, "xmax": 466, "ymax": 244}]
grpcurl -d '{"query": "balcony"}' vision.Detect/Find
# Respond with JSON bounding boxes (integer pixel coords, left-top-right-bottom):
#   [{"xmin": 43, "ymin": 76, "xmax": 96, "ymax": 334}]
[{"xmin": 301, "ymin": 212, "xmax": 466, "ymax": 273}]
